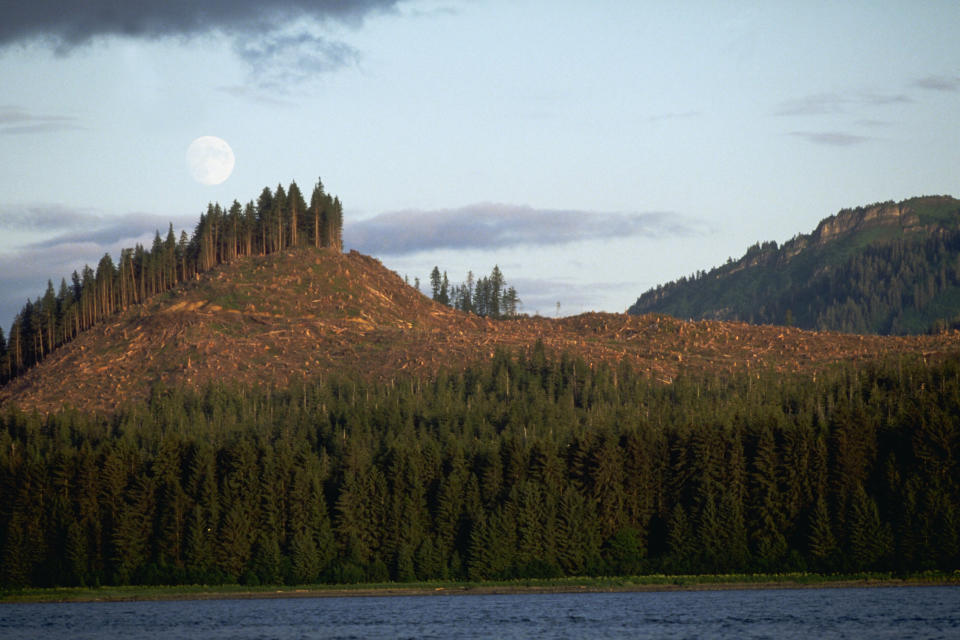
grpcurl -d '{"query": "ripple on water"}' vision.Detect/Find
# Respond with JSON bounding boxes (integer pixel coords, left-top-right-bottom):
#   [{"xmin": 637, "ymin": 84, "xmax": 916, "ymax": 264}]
[{"xmin": 0, "ymin": 586, "xmax": 957, "ymax": 640}]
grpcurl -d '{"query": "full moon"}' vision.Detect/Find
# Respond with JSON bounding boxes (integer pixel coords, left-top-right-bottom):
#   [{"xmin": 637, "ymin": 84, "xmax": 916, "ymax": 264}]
[{"xmin": 186, "ymin": 136, "xmax": 235, "ymax": 185}]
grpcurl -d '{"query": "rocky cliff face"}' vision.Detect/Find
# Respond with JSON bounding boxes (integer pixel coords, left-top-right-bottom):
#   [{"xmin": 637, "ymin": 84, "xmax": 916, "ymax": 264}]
[{"xmin": 812, "ymin": 202, "xmax": 921, "ymax": 244}]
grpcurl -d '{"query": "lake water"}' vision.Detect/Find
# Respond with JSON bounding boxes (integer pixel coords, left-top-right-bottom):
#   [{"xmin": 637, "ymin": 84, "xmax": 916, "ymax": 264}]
[{"xmin": 1, "ymin": 586, "xmax": 957, "ymax": 639}]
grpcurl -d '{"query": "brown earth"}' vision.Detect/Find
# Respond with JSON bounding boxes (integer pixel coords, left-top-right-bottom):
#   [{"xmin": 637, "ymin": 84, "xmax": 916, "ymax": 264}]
[{"xmin": 2, "ymin": 246, "xmax": 960, "ymax": 415}]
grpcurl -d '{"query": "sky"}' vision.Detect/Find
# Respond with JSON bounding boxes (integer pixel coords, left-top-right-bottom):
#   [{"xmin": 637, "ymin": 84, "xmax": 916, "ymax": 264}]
[{"xmin": 1, "ymin": 1, "xmax": 959, "ymax": 330}]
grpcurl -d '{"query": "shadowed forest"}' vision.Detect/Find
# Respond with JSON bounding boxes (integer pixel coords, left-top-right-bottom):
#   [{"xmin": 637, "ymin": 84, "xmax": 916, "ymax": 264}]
[{"xmin": 2, "ymin": 345, "xmax": 957, "ymax": 588}]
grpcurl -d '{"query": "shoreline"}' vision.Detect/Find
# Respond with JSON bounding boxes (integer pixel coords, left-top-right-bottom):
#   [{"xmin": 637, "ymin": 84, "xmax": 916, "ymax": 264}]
[{"xmin": 3, "ymin": 574, "xmax": 957, "ymax": 604}]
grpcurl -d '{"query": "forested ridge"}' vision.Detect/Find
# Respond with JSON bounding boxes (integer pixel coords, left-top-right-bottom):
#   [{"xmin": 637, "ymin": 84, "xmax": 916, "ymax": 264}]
[
  {"xmin": 0, "ymin": 178, "xmax": 344, "ymax": 386},
  {"xmin": 629, "ymin": 195, "xmax": 960, "ymax": 334},
  {"xmin": 2, "ymin": 346, "xmax": 957, "ymax": 588}
]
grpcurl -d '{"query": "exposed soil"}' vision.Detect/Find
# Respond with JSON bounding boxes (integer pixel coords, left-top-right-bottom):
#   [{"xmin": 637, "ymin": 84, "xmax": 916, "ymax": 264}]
[{"xmin": 3, "ymin": 247, "xmax": 960, "ymax": 415}]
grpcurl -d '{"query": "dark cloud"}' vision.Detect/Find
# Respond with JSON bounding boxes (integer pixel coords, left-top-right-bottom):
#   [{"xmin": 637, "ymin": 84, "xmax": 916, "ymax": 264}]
[
  {"xmin": 789, "ymin": 131, "xmax": 870, "ymax": 146},
  {"xmin": 0, "ymin": 1, "xmax": 399, "ymax": 49},
  {"xmin": 344, "ymin": 203, "xmax": 697, "ymax": 256},
  {"xmin": 0, "ymin": 1, "xmax": 399, "ymax": 89},
  {"xmin": 0, "ymin": 105, "xmax": 81, "ymax": 135},
  {"xmin": 913, "ymin": 75, "xmax": 960, "ymax": 92}
]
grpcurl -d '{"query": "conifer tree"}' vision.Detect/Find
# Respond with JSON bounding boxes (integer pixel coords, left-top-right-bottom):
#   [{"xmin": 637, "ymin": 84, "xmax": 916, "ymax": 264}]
[
  {"xmin": 430, "ymin": 266, "xmax": 442, "ymax": 301},
  {"xmin": 807, "ymin": 494, "xmax": 837, "ymax": 568},
  {"xmin": 666, "ymin": 503, "xmax": 695, "ymax": 573},
  {"xmin": 0, "ymin": 326, "xmax": 7, "ymax": 385},
  {"xmin": 287, "ymin": 181, "xmax": 305, "ymax": 248},
  {"xmin": 309, "ymin": 179, "xmax": 326, "ymax": 249},
  {"xmin": 330, "ymin": 197, "xmax": 343, "ymax": 251},
  {"xmin": 440, "ymin": 271, "xmax": 450, "ymax": 305}
]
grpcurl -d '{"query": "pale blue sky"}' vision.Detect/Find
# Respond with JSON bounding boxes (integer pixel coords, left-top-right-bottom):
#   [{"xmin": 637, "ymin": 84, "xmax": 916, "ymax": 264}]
[{"xmin": 1, "ymin": 0, "xmax": 958, "ymax": 326}]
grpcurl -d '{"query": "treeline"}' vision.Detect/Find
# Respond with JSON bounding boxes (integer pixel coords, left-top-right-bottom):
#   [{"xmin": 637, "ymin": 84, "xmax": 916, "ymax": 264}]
[
  {"xmin": 429, "ymin": 265, "xmax": 521, "ymax": 318},
  {"xmin": 631, "ymin": 226, "xmax": 960, "ymax": 335},
  {"xmin": 0, "ymin": 178, "xmax": 343, "ymax": 386},
  {"xmin": 1, "ymin": 347, "xmax": 957, "ymax": 588}
]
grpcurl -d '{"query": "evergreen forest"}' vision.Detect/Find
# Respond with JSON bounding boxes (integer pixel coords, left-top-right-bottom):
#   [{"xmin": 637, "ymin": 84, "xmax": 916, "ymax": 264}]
[
  {"xmin": 629, "ymin": 196, "xmax": 960, "ymax": 335},
  {"xmin": 0, "ymin": 179, "xmax": 344, "ymax": 386},
  {"xmin": 2, "ymin": 345, "xmax": 957, "ymax": 588}
]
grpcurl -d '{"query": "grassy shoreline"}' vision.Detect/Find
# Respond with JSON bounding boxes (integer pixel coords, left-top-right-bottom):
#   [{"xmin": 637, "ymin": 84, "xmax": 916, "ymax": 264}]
[{"xmin": 2, "ymin": 572, "xmax": 957, "ymax": 604}]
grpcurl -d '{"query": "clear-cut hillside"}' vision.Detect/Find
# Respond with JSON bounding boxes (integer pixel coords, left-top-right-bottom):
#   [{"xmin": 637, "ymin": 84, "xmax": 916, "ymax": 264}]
[{"xmin": 3, "ymin": 246, "xmax": 960, "ymax": 414}]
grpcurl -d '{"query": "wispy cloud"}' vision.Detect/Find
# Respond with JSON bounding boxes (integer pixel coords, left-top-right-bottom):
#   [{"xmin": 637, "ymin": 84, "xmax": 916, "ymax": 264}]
[
  {"xmin": 789, "ymin": 131, "xmax": 870, "ymax": 146},
  {"xmin": 0, "ymin": 241, "xmax": 134, "ymax": 332},
  {"xmin": 0, "ymin": 203, "xmax": 97, "ymax": 230},
  {"xmin": 232, "ymin": 30, "xmax": 361, "ymax": 87},
  {"xmin": 26, "ymin": 217, "xmax": 193, "ymax": 250},
  {"xmin": 860, "ymin": 92, "xmax": 914, "ymax": 106},
  {"xmin": 508, "ymin": 277, "xmax": 635, "ymax": 316},
  {"xmin": 0, "ymin": 204, "xmax": 196, "ymax": 330},
  {"xmin": 913, "ymin": 75, "xmax": 960, "ymax": 92},
  {"xmin": 647, "ymin": 110, "xmax": 700, "ymax": 123},
  {"xmin": 216, "ymin": 85, "xmax": 295, "ymax": 108},
  {"xmin": 398, "ymin": 2, "xmax": 459, "ymax": 20},
  {"xmin": 0, "ymin": 105, "xmax": 81, "ymax": 135},
  {"xmin": 776, "ymin": 93, "xmax": 845, "ymax": 116},
  {"xmin": 0, "ymin": 204, "xmax": 193, "ymax": 245},
  {"xmin": 345, "ymin": 203, "xmax": 698, "ymax": 256},
  {"xmin": 855, "ymin": 118, "xmax": 891, "ymax": 128},
  {"xmin": 775, "ymin": 91, "xmax": 911, "ymax": 116}
]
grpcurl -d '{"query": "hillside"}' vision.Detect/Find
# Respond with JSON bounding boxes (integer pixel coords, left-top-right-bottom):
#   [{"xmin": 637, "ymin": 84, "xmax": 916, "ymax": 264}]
[
  {"xmin": 3, "ymin": 245, "xmax": 960, "ymax": 415},
  {"xmin": 0, "ymin": 178, "xmax": 345, "ymax": 386},
  {"xmin": 628, "ymin": 195, "xmax": 960, "ymax": 334}
]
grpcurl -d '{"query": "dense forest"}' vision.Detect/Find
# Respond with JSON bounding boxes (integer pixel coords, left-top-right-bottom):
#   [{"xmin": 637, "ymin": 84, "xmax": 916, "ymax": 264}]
[
  {"xmin": 629, "ymin": 196, "xmax": 960, "ymax": 335},
  {"xmin": 428, "ymin": 265, "xmax": 521, "ymax": 319},
  {"xmin": 2, "ymin": 345, "xmax": 957, "ymax": 588},
  {"xmin": 0, "ymin": 179, "xmax": 344, "ymax": 386}
]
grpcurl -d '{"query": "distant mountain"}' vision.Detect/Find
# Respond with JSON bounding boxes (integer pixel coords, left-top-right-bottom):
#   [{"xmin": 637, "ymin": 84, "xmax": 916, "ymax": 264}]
[{"xmin": 628, "ymin": 196, "xmax": 960, "ymax": 334}]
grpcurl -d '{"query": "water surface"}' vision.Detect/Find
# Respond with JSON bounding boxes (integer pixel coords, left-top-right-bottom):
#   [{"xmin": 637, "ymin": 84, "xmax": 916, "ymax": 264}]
[{"xmin": 1, "ymin": 585, "xmax": 957, "ymax": 639}]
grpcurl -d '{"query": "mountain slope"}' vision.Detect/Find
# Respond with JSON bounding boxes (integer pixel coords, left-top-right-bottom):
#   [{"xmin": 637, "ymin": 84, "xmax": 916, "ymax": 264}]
[
  {"xmin": 628, "ymin": 196, "xmax": 960, "ymax": 334},
  {"xmin": 3, "ymin": 245, "xmax": 960, "ymax": 415}
]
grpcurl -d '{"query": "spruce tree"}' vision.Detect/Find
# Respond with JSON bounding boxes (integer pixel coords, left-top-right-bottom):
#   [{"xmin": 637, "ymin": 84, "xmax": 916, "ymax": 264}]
[{"xmin": 430, "ymin": 267, "xmax": 442, "ymax": 301}]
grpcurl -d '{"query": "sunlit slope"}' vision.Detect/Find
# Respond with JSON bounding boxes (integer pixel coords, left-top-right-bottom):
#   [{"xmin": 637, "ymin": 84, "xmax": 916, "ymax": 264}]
[
  {"xmin": 629, "ymin": 196, "xmax": 960, "ymax": 334},
  {"xmin": 3, "ymin": 246, "xmax": 960, "ymax": 414}
]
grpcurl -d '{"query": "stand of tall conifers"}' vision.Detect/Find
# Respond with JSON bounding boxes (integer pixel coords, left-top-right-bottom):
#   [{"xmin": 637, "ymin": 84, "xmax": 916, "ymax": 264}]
[
  {"xmin": 0, "ymin": 179, "xmax": 343, "ymax": 385},
  {"xmin": 0, "ymin": 346, "xmax": 957, "ymax": 588},
  {"xmin": 429, "ymin": 264, "xmax": 521, "ymax": 319}
]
